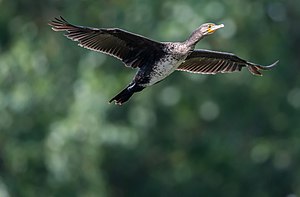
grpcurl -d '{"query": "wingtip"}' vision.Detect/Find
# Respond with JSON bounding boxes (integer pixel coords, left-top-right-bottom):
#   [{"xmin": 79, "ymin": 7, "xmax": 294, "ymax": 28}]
[
  {"xmin": 248, "ymin": 66, "xmax": 263, "ymax": 76},
  {"xmin": 264, "ymin": 60, "xmax": 279, "ymax": 69},
  {"xmin": 48, "ymin": 16, "xmax": 71, "ymax": 31},
  {"xmin": 48, "ymin": 16, "xmax": 68, "ymax": 25},
  {"xmin": 58, "ymin": 16, "xmax": 68, "ymax": 23},
  {"xmin": 248, "ymin": 59, "xmax": 278, "ymax": 76}
]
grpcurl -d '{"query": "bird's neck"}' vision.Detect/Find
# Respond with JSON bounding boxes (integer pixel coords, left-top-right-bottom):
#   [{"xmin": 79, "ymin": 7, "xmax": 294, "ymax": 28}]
[{"xmin": 184, "ymin": 32, "xmax": 204, "ymax": 48}]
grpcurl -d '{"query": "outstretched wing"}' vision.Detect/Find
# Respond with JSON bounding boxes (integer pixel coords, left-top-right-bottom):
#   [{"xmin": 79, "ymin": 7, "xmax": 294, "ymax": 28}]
[
  {"xmin": 48, "ymin": 16, "xmax": 165, "ymax": 68},
  {"xmin": 177, "ymin": 49, "xmax": 278, "ymax": 76}
]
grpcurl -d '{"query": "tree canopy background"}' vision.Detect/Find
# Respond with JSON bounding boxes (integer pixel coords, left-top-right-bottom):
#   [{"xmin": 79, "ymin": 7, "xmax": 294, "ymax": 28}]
[{"xmin": 0, "ymin": 0, "xmax": 300, "ymax": 196}]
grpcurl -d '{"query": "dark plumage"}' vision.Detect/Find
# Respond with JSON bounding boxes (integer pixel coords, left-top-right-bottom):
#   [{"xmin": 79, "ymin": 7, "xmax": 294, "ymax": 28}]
[{"xmin": 49, "ymin": 16, "xmax": 278, "ymax": 105}]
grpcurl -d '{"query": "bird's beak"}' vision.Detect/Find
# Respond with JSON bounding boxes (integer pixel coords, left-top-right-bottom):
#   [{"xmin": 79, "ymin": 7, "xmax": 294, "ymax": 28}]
[{"xmin": 208, "ymin": 24, "xmax": 224, "ymax": 33}]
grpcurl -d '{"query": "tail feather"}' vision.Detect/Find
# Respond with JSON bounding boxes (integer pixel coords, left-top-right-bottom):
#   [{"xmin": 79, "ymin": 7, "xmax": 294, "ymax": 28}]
[
  {"xmin": 109, "ymin": 87, "xmax": 134, "ymax": 105},
  {"xmin": 109, "ymin": 83, "xmax": 145, "ymax": 105}
]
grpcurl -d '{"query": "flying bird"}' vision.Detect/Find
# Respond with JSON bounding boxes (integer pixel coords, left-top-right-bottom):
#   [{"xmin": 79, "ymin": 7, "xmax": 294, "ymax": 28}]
[{"xmin": 49, "ymin": 17, "xmax": 278, "ymax": 105}]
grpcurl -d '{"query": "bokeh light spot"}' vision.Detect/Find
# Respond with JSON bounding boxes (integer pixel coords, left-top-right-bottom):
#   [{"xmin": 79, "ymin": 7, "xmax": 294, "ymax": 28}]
[
  {"xmin": 286, "ymin": 194, "xmax": 297, "ymax": 197},
  {"xmin": 219, "ymin": 18, "xmax": 237, "ymax": 39},
  {"xmin": 159, "ymin": 86, "xmax": 181, "ymax": 106},
  {"xmin": 129, "ymin": 106, "xmax": 156, "ymax": 128},
  {"xmin": 287, "ymin": 88, "xmax": 300, "ymax": 109},
  {"xmin": 0, "ymin": 179, "xmax": 9, "ymax": 197},
  {"xmin": 267, "ymin": 2, "xmax": 287, "ymax": 22},
  {"xmin": 273, "ymin": 151, "xmax": 291, "ymax": 170},
  {"xmin": 199, "ymin": 100, "xmax": 220, "ymax": 121},
  {"xmin": 204, "ymin": 1, "xmax": 225, "ymax": 20},
  {"xmin": 251, "ymin": 143, "xmax": 271, "ymax": 163}
]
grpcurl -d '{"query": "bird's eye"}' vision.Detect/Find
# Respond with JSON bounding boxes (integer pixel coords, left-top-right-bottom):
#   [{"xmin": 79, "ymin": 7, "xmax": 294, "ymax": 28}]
[{"xmin": 208, "ymin": 24, "xmax": 212, "ymax": 28}]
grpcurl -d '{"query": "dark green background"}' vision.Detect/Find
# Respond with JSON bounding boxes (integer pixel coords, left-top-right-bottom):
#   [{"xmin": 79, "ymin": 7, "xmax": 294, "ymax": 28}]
[{"xmin": 0, "ymin": 0, "xmax": 300, "ymax": 196}]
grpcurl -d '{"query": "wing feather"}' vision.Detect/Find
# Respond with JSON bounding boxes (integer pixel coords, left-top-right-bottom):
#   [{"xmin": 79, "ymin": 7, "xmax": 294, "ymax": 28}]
[
  {"xmin": 49, "ymin": 16, "xmax": 165, "ymax": 68},
  {"xmin": 177, "ymin": 49, "xmax": 278, "ymax": 76}
]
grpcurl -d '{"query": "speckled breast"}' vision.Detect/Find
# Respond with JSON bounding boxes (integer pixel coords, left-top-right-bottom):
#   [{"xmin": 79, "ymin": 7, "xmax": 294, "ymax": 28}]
[{"xmin": 147, "ymin": 54, "xmax": 187, "ymax": 86}]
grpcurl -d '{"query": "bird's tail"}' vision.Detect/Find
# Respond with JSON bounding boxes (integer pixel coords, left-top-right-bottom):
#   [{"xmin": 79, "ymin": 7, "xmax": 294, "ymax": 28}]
[
  {"xmin": 109, "ymin": 83, "xmax": 144, "ymax": 105},
  {"xmin": 247, "ymin": 60, "xmax": 279, "ymax": 76}
]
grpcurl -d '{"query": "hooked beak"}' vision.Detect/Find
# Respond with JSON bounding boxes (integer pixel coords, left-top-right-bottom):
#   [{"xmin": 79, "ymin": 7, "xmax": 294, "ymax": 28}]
[{"xmin": 208, "ymin": 24, "xmax": 224, "ymax": 33}]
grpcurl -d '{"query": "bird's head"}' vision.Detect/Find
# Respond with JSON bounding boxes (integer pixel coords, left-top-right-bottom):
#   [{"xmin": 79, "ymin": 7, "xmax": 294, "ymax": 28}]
[
  {"xmin": 185, "ymin": 23, "xmax": 224, "ymax": 47},
  {"xmin": 199, "ymin": 23, "xmax": 224, "ymax": 36}
]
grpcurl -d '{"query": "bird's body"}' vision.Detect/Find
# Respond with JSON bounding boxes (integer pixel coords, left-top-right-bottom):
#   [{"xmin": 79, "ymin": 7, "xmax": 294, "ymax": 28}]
[
  {"xmin": 140, "ymin": 43, "xmax": 190, "ymax": 86},
  {"xmin": 49, "ymin": 17, "xmax": 278, "ymax": 105},
  {"xmin": 109, "ymin": 43, "xmax": 191, "ymax": 103}
]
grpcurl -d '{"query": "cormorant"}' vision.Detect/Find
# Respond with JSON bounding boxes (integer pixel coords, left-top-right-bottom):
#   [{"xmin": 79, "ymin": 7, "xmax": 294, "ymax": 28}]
[{"xmin": 49, "ymin": 17, "xmax": 278, "ymax": 105}]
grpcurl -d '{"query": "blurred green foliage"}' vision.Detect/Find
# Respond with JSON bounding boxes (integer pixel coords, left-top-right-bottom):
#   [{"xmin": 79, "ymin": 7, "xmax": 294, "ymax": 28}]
[{"xmin": 0, "ymin": 0, "xmax": 300, "ymax": 196}]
